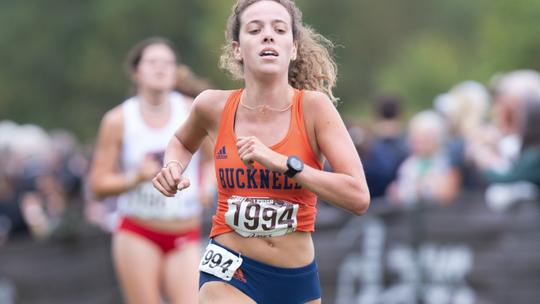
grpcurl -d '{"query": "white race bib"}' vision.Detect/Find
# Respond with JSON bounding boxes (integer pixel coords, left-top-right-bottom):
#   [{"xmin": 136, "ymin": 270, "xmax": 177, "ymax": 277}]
[
  {"xmin": 199, "ymin": 243, "xmax": 243, "ymax": 281},
  {"xmin": 118, "ymin": 182, "xmax": 201, "ymax": 219},
  {"xmin": 224, "ymin": 196, "xmax": 298, "ymax": 237}
]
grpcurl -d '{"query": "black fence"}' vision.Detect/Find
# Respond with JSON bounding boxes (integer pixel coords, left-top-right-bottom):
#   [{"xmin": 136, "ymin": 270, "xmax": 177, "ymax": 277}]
[
  {"xmin": 1, "ymin": 192, "xmax": 539, "ymax": 304},
  {"xmin": 316, "ymin": 192, "xmax": 540, "ymax": 304}
]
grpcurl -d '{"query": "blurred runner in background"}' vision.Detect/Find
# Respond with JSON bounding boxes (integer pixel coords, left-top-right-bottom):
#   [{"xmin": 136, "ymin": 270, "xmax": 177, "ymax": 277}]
[{"xmin": 89, "ymin": 37, "xmax": 212, "ymax": 304}]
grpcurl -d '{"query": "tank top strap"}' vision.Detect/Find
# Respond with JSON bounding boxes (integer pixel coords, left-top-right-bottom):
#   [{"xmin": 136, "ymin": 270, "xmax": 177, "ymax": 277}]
[
  {"xmin": 291, "ymin": 89, "xmax": 304, "ymax": 135},
  {"xmin": 290, "ymin": 89, "xmax": 320, "ymax": 165},
  {"xmin": 121, "ymin": 97, "xmax": 141, "ymax": 147},
  {"xmin": 217, "ymin": 89, "xmax": 243, "ymax": 140}
]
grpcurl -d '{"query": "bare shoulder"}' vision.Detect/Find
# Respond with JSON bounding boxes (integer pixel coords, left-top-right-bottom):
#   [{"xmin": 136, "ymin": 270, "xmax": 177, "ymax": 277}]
[
  {"xmin": 302, "ymin": 90, "xmax": 336, "ymax": 113},
  {"xmin": 299, "ymin": 91, "xmax": 340, "ymax": 157},
  {"xmin": 193, "ymin": 89, "xmax": 234, "ymax": 109},
  {"xmin": 100, "ymin": 105, "xmax": 124, "ymax": 134},
  {"xmin": 192, "ymin": 89, "xmax": 237, "ymax": 124},
  {"xmin": 301, "ymin": 90, "xmax": 340, "ymax": 124}
]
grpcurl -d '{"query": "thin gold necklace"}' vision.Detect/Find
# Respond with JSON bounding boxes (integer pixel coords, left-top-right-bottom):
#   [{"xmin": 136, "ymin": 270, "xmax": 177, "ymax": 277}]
[{"xmin": 239, "ymin": 96, "xmax": 293, "ymax": 114}]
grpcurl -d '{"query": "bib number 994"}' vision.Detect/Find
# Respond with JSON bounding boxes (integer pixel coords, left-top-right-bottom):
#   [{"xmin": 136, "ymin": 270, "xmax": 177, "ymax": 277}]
[{"xmin": 199, "ymin": 243, "xmax": 242, "ymax": 281}]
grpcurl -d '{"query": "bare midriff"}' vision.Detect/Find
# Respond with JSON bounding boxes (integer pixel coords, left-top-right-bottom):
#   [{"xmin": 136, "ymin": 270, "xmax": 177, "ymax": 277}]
[{"xmin": 214, "ymin": 231, "xmax": 315, "ymax": 268}]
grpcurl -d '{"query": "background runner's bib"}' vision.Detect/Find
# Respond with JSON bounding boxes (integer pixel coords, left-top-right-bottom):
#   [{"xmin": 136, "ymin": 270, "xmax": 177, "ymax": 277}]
[
  {"xmin": 117, "ymin": 92, "xmax": 201, "ymax": 220},
  {"xmin": 118, "ymin": 182, "xmax": 201, "ymax": 220}
]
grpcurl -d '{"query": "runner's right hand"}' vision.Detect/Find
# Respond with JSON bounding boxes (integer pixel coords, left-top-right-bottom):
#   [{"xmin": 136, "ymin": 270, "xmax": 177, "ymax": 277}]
[{"xmin": 152, "ymin": 161, "xmax": 190, "ymax": 197}]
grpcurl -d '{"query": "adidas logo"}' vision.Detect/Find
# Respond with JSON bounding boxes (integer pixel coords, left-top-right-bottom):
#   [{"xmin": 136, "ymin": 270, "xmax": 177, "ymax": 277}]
[
  {"xmin": 216, "ymin": 145, "xmax": 227, "ymax": 160},
  {"xmin": 233, "ymin": 268, "xmax": 247, "ymax": 283}
]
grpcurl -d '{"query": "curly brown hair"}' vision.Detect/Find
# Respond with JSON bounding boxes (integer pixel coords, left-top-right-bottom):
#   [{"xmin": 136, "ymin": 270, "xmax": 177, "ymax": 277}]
[{"xmin": 220, "ymin": 0, "xmax": 338, "ymax": 104}]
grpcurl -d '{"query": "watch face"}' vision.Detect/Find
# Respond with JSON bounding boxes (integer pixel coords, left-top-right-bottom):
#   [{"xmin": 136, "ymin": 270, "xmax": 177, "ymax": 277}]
[{"xmin": 289, "ymin": 156, "xmax": 303, "ymax": 171}]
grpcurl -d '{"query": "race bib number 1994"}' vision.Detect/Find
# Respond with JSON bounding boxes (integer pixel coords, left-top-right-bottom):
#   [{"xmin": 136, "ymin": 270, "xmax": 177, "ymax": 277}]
[{"xmin": 225, "ymin": 196, "xmax": 299, "ymax": 237}]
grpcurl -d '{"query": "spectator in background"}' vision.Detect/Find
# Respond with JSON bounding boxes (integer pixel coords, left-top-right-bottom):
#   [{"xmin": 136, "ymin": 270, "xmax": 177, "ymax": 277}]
[
  {"xmin": 470, "ymin": 70, "xmax": 540, "ymax": 173},
  {"xmin": 88, "ymin": 37, "xmax": 212, "ymax": 304},
  {"xmin": 0, "ymin": 121, "xmax": 84, "ymax": 242},
  {"xmin": 0, "ymin": 135, "xmax": 25, "ymax": 243},
  {"xmin": 434, "ymin": 81, "xmax": 491, "ymax": 190},
  {"xmin": 480, "ymin": 96, "xmax": 540, "ymax": 211},
  {"xmin": 1, "ymin": 123, "xmax": 54, "ymax": 239},
  {"xmin": 387, "ymin": 110, "xmax": 459, "ymax": 205},
  {"xmin": 482, "ymin": 96, "xmax": 540, "ymax": 184},
  {"xmin": 362, "ymin": 94, "xmax": 408, "ymax": 199}
]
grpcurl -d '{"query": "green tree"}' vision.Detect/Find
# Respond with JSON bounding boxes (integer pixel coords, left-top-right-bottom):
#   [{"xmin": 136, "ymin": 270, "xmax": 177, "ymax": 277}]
[{"xmin": 1, "ymin": 0, "xmax": 540, "ymax": 140}]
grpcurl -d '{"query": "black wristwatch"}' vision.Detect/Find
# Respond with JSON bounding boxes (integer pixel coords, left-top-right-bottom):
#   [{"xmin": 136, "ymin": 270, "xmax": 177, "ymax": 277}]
[{"xmin": 284, "ymin": 155, "xmax": 304, "ymax": 178}]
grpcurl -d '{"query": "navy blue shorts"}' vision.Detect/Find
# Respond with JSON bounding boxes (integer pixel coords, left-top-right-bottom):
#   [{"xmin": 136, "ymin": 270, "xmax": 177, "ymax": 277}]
[{"xmin": 199, "ymin": 239, "xmax": 321, "ymax": 304}]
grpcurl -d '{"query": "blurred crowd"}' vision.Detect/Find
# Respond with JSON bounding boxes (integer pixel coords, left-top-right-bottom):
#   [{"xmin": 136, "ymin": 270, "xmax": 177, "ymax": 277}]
[
  {"xmin": 0, "ymin": 121, "xmax": 88, "ymax": 245},
  {"xmin": 354, "ymin": 69, "xmax": 540, "ymax": 211},
  {"xmin": 2, "ymin": 69, "xmax": 540, "ymax": 247}
]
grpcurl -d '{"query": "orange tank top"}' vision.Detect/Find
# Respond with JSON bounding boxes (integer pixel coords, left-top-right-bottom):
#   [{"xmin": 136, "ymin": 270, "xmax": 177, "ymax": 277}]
[{"xmin": 210, "ymin": 89, "xmax": 323, "ymax": 238}]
